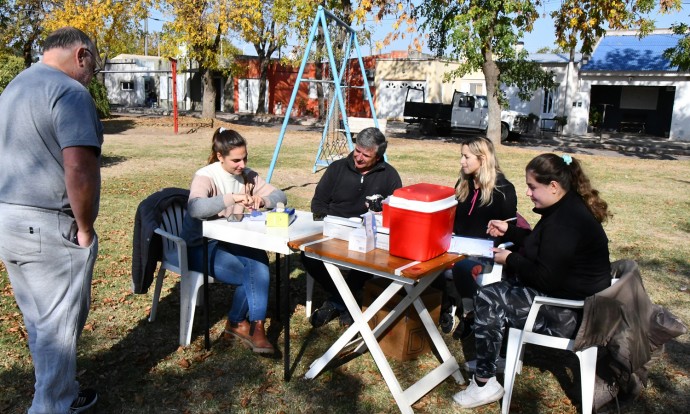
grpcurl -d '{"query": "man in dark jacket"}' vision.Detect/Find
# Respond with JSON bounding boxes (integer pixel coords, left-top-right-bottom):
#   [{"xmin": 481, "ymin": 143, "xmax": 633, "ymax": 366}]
[{"xmin": 305, "ymin": 127, "xmax": 402, "ymax": 327}]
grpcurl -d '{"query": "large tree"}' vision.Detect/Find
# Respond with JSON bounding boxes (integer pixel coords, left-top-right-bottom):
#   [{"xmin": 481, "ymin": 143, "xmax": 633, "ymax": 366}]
[
  {"xmin": 158, "ymin": 0, "xmax": 235, "ymax": 118},
  {"xmin": 413, "ymin": 0, "xmax": 541, "ymax": 144},
  {"xmin": 227, "ymin": 0, "xmax": 309, "ymax": 114},
  {"xmin": 0, "ymin": 0, "xmax": 53, "ymax": 67}
]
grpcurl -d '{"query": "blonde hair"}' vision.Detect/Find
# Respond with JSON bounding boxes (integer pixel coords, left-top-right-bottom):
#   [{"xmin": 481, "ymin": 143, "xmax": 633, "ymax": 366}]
[{"xmin": 455, "ymin": 137, "xmax": 501, "ymax": 206}]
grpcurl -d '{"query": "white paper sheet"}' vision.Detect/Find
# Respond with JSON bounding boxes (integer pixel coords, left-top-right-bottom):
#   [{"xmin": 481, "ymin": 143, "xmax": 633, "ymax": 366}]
[{"xmin": 448, "ymin": 236, "xmax": 494, "ymax": 258}]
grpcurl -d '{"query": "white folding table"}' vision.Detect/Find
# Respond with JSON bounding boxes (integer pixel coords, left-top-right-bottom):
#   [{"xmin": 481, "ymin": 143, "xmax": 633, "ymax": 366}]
[{"xmin": 289, "ymin": 235, "xmax": 465, "ymax": 414}]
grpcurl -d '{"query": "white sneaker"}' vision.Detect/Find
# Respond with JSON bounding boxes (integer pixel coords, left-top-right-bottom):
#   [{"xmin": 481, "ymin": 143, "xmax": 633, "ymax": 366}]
[
  {"xmin": 453, "ymin": 376, "xmax": 505, "ymax": 409},
  {"xmin": 464, "ymin": 357, "xmax": 506, "ymax": 374}
]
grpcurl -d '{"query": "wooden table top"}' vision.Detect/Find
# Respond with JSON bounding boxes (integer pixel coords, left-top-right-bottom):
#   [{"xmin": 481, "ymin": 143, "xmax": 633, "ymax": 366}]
[{"xmin": 289, "ymin": 234, "xmax": 463, "ymax": 280}]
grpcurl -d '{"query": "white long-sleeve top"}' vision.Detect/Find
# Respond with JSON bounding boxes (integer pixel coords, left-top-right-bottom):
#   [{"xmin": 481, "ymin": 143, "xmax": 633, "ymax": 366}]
[{"xmin": 181, "ymin": 162, "xmax": 287, "ymax": 246}]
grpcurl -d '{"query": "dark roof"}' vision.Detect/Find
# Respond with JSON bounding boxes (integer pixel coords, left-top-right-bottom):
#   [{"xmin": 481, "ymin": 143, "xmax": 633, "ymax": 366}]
[{"xmin": 581, "ymin": 32, "xmax": 682, "ymax": 72}]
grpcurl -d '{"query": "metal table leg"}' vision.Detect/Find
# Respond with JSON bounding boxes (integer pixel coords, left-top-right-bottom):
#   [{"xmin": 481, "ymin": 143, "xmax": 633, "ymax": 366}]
[{"xmin": 203, "ymin": 236, "xmax": 210, "ymax": 350}]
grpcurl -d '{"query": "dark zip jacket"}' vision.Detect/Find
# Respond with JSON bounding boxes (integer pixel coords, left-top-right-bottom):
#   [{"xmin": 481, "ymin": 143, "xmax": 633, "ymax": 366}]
[
  {"xmin": 311, "ymin": 152, "xmax": 402, "ymax": 218},
  {"xmin": 131, "ymin": 187, "xmax": 190, "ymax": 293}
]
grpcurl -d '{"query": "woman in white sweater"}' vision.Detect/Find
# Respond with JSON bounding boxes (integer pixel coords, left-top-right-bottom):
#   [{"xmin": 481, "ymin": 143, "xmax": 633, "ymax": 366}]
[{"xmin": 181, "ymin": 127, "xmax": 287, "ymax": 353}]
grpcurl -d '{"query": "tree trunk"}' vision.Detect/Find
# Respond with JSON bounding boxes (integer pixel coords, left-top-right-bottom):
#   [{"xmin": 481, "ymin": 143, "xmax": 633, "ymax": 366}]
[
  {"xmin": 201, "ymin": 67, "xmax": 216, "ymax": 119},
  {"xmin": 482, "ymin": 54, "xmax": 502, "ymax": 145},
  {"xmin": 23, "ymin": 40, "xmax": 34, "ymax": 68},
  {"xmin": 316, "ymin": 26, "xmax": 325, "ymax": 121},
  {"xmin": 225, "ymin": 74, "xmax": 235, "ymax": 113},
  {"xmin": 256, "ymin": 52, "xmax": 269, "ymax": 114}
]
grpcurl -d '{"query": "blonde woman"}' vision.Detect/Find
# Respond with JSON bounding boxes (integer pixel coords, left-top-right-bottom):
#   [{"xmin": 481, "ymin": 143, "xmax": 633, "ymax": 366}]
[{"xmin": 442, "ymin": 136, "xmax": 517, "ymax": 339}]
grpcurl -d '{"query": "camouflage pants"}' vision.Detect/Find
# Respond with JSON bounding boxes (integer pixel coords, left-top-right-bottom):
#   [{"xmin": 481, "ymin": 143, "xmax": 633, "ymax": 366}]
[{"xmin": 473, "ymin": 278, "xmax": 579, "ymax": 379}]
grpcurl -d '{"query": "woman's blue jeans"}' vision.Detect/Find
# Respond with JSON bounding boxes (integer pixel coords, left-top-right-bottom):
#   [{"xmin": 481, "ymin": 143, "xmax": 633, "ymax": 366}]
[{"xmin": 188, "ymin": 241, "xmax": 270, "ymax": 322}]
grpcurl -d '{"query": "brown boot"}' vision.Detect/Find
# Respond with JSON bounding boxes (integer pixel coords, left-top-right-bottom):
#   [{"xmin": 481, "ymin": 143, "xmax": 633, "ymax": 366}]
[{"xmin": 224, "ymin": 320, "xmax": 274, "ymax": 354}]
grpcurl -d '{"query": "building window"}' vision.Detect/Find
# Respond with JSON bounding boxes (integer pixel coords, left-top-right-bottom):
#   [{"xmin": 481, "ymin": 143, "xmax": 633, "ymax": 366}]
[
  {"xmin": 470, "ymin": 83, "xmax": 483, "ymax": 95},
  {"xmin": 121, "ymin": 81, "xmax": 134, "ymax": 91},
  {"xmin": 542, "ymin": 88, "xmax": 556, "ymax": 113}
]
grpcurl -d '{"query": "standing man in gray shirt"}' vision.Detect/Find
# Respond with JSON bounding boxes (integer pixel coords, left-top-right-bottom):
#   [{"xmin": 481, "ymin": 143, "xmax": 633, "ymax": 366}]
[{"xmin": 0, "ymin": 27, "xmax": 103, "ymax": 413}]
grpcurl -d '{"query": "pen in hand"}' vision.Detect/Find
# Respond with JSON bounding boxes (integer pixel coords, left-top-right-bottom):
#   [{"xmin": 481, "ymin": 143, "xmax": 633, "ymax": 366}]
[{"xmin": 486, "ymin": 217, "xmax": 517, "ymax": 229}]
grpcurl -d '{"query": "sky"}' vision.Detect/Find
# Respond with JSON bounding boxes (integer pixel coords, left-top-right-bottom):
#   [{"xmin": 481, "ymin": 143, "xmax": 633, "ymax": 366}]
[
  {"xmin": 147, "ymin": 3, "xmax": 688, "ymax": 57},
  {"xmin": 372, "ymin": 2, "xmax": 688, "ymax": 54}
]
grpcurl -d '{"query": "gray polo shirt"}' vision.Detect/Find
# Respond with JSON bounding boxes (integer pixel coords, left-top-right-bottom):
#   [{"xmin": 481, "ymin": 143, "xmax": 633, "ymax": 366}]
[{"xmin": 0, "ymin": 62, "xmax": 103, "ymax": 212}]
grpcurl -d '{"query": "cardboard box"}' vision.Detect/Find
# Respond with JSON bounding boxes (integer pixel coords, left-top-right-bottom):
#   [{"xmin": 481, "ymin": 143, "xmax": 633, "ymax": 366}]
[
  {"xmin": 362, "ymin": 278, "xmax": 441, "ymax": 361},
  {"xmin": 388, "ymin": 183, "xmax": 457, "ymax": 261}
]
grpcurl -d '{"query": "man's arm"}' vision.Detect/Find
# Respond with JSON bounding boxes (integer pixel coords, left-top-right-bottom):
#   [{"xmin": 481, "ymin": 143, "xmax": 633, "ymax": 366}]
[
  {"xmin": 310, "ymin": 165, "xmax": 338, "ymax": 217},
  {"xmin": 64, "ymin": 146, "xmax": 100, "ymax": 246}
]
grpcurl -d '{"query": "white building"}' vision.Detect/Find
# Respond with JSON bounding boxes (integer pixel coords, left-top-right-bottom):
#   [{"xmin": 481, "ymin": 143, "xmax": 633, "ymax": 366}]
[
  {"xmin": 519, "ymin": 29, "xmax": 690, "ymax": 140},
  {"xmin": 103, "ymin": 54, "xmax": 172, "ymax": 108}
]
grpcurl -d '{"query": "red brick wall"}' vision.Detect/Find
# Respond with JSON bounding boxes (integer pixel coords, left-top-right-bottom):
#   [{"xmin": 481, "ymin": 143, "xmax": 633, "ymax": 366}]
[{"xmin": 233, "ymin": 54, "xmax": 395, "ymax": 118}]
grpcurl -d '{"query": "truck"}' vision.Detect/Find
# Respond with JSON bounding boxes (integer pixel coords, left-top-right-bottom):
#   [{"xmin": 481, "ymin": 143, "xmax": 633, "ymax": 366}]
[{"xmin": 403, "ymin": 88, "xmax": 529, "ymax": 141}]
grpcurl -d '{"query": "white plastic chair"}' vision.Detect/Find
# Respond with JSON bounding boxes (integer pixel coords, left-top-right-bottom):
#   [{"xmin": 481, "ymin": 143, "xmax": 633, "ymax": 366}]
[
  {"xmin": 501, "ymin": 277, "xmax": 619, "ymax": 414},
  {"xmin": 148, "ymin": 201, "xmax": 216, "ymax": 346}
]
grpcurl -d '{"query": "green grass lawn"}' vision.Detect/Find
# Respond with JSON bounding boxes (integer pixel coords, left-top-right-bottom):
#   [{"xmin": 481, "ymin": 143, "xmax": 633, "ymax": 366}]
[{"xmin": 1, "ymin": 117, "xmax": 688, "ymax": 413}]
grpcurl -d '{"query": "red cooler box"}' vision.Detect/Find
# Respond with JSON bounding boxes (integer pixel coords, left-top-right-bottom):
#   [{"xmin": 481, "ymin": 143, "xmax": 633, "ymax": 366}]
[{"xmin": 388, "ymin": 183, "xmax": 457, "ymax": 261}]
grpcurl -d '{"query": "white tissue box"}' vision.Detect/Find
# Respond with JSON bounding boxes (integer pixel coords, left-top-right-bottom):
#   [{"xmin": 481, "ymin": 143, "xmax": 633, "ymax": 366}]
[
  {"xmin": 348, "ymin": 227, "xmax": 375, "ymax": 253},
  {"xmin": 324, "ymin": 215, "xmax": 390, "ymax": 251}
]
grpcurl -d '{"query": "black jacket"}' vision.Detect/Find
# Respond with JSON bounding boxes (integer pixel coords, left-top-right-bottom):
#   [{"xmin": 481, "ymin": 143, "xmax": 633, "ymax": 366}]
[
  {"xmin": 311, "ymin": 152, "xmax": 402, "ymax": 218},
  {"xmin": 131, "ymin": 187, "xmax": 190, "ymax": 294},
  {"xmin": 453, "ymin": 173, "xmax": 517, "ymax": 242},
  {"xmin": 505, "ymin": 191, "xmax": 611, "ymax": 300}
]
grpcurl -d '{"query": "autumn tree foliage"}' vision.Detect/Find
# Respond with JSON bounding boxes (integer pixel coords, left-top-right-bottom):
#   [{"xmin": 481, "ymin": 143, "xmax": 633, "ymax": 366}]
[
  {"xmin": 552, "ymin": 0, "xmax": 681, "ymax": 54},
  {"xmin": 43, "ymin": 0, "xmax": 152, "ymax": 62},
  {"xmin": 0, "ymin": 0, "xmax": 54, "ymax": 68}
]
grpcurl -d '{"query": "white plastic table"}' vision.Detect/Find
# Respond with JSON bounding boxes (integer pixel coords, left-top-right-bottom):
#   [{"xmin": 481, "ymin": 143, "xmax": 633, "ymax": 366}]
[{"xmin": 201, "ymin": 211, "xmax": 323, "ymax": 380}]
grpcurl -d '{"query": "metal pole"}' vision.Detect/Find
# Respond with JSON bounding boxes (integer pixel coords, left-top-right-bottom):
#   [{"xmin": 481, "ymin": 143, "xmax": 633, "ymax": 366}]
[
  {"xmin": 144, "ymin": 17, "xmax": 148, "ymax": 56},
  {"xmin": 170, "ymin": 58, "xmax": 178, "ymax": 134}
]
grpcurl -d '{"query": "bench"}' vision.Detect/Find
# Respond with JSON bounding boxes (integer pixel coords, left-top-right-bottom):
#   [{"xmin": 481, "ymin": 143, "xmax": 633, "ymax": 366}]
[
  {"xmin": 340, "ymin": 117, "xmax": 387, "ymax": 136},
  {"xmin": 618, "ymin": 121, "xmax": 646, "ymax": 133}
]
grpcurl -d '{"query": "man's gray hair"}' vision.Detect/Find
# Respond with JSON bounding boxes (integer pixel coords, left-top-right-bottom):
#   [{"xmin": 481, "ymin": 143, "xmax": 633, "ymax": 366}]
[
  {"xmin": 43, "ymin": 27, "xmax": 94, "ymax": 52},
  {"xmin": 355, "ymin": 127, "xmax": 388, "ymax": 158}
]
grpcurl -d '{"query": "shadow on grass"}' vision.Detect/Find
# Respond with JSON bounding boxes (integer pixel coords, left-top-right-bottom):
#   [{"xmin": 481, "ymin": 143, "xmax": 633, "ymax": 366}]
[
  {"xmin": 280, "ymin": 181, "xmax": 319, "ymax": 192},
  {"xmin": 76, "ymin": 282, "xmax": 235, "ymax": 412},
  {"xmin": 101, "ymin": 154, "xmax": 127, "ymax": 168},
  {"xmin": 0, "ymin": 364, "xmax": 34, "ymax": 414},
  {"xmin": 102, "ymin": 117, "xmax": 138, "ymax": 134},
  {"xmin": 636, "ymin": 257, "xmax": 690, "ymax": 286}
]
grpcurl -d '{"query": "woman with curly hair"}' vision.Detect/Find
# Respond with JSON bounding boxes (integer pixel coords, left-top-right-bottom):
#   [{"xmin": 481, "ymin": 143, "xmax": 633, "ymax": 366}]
[{"xmin": 452, "ymin": 153, "xmax": 612, "ymax": 409}]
